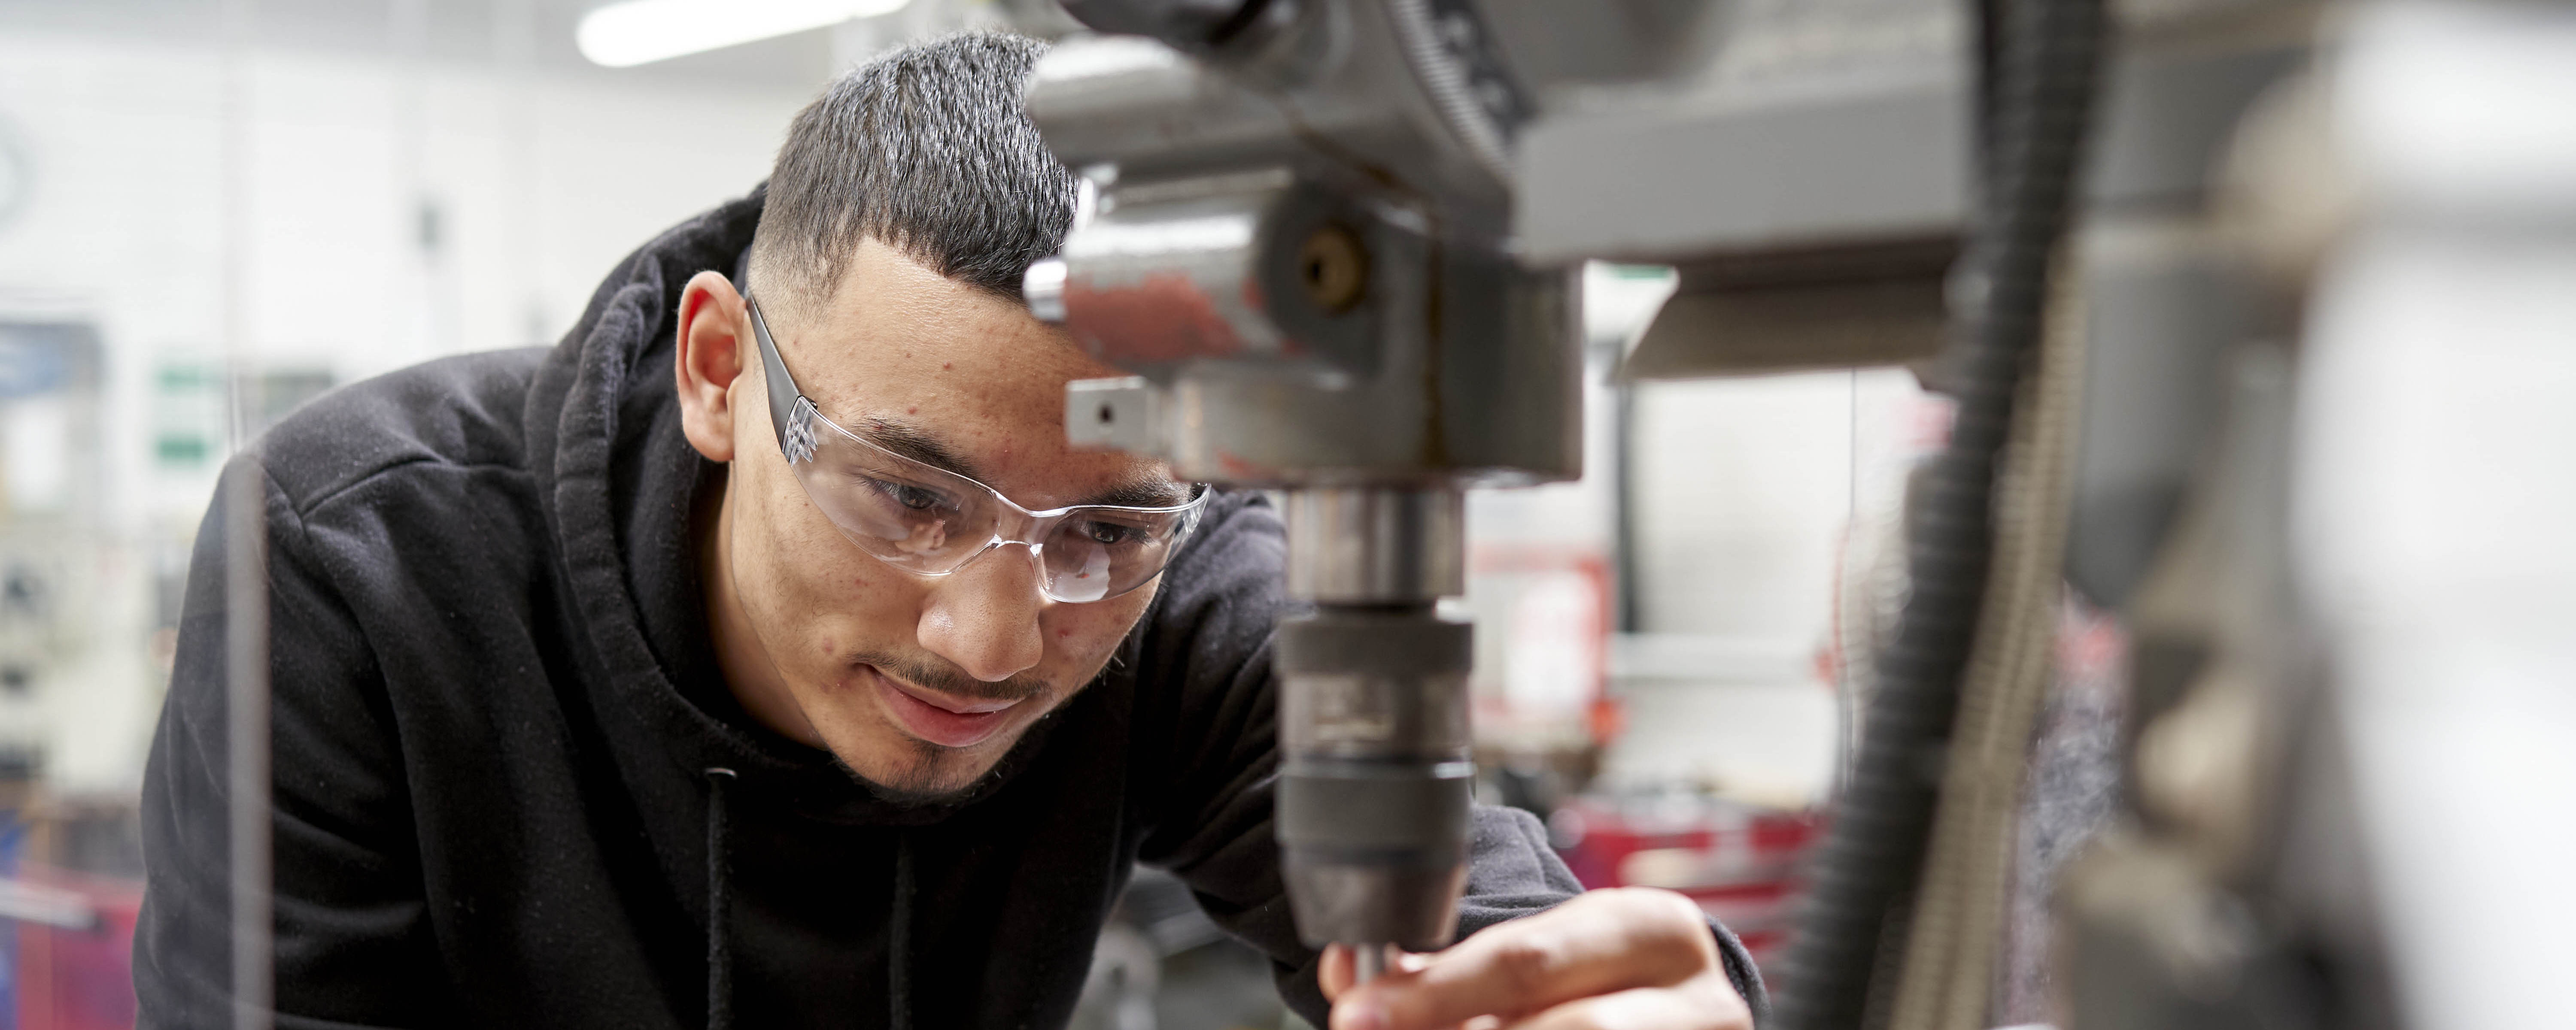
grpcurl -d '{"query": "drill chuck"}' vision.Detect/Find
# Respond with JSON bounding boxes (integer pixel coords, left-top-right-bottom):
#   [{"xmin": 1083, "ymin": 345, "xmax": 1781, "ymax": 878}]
[{"xmin": 1276, "ymin": 607, "xmax": 1474, "ymax": 951}]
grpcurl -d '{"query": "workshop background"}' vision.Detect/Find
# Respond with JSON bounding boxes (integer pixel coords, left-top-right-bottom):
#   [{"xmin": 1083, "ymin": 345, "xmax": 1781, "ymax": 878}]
[{"xmin": 0, "ymin": 2, "xmax": 2120, "ymax": 1028}]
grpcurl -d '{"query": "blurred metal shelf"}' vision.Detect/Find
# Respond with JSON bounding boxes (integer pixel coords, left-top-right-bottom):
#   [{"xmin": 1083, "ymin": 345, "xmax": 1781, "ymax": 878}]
[{"xmin": 1608, "ymin": 633, "xmax": 1815, "ymax": 687}]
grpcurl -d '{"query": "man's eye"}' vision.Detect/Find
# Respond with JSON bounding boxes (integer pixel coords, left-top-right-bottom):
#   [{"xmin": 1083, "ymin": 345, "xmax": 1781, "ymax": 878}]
[
  {"xmin": 872, "ymin": 479, "xmax": 949, "ymax": 512},
  {"xmin": 1078, "ymin": 520, "xmax": 1138, "ymax": 546}
]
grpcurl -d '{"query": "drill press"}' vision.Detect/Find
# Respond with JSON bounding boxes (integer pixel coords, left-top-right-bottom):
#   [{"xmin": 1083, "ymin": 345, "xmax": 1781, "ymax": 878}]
[{"xmin": 1020, "ymin": 0, "xmax": 1588, "ymax": 976}]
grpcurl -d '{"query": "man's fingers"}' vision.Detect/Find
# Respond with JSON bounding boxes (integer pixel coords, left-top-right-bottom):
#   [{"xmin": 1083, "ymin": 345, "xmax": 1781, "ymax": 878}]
[
  {"xmin": 1497, "ymin": 983, "xmax": 1751, "ymax": 1030},
  {"xmin": 1321, "ymin": 945, "xmax": 1435, "ymax": 1000},
  {"xmin": 1330, "ymin": 889, "xmax": 1718, "ymax": 1030}
]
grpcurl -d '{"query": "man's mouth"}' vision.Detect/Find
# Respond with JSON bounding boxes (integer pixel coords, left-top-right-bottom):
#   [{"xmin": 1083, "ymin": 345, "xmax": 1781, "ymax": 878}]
[{"xmin": 865, "ymin": 665, "xmax": 1024, "ymax": 748}]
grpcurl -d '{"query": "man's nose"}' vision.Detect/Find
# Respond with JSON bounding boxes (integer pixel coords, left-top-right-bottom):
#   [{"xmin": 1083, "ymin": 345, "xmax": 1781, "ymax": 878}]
[{"xmin": 915, "ymin": 544, "xmax": 1048, "ymax": 683}]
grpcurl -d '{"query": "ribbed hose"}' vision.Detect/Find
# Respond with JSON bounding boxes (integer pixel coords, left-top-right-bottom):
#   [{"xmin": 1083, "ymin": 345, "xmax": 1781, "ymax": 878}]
[
  {"xmin": 1886, "ymin": 253, "xmax": 2089, "ymax": 1030},
  {"xmin": 1770, "ymin": 0, "xmax": 2106, "ymax": 1025}
]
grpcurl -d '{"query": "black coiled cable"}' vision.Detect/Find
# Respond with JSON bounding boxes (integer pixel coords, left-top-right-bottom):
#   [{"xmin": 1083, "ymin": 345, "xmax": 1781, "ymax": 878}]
[{"xmin": 1770, "ymin": 0, "xmax": 2107, "ymax": 1025}]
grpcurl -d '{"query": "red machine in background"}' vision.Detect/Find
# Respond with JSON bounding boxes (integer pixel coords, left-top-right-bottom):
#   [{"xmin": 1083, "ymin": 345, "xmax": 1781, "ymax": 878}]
[
  {"xmin": 1551, "ymin": 794, "xmax": 1823, "ymax": 969},
  {"xmin": 4, "ymin": 868, "xmax": 140, "ymax": 1030},
  {"xmin": 0, "ymin": 800, "xmax": 146, "ymax": 1030}
]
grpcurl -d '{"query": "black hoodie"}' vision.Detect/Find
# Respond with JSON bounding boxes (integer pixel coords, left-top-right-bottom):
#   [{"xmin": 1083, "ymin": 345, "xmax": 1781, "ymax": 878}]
[{"xmin": 135, "ymin": 191, "xmax": 1765, "ymax": 1029}]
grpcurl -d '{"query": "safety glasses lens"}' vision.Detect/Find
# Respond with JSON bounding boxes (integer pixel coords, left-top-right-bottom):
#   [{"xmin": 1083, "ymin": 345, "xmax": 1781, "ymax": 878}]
[
  {"xmin": 1039, "ymin": 511, "xmax": 1185, "ymax": 602},
  {"xmin": 784, "ymin": 409, "xmax": 1203, "ymax": 600},
  {"xmin": 793, "ymin": 447, "xmax": 994, "ymax": 572}
]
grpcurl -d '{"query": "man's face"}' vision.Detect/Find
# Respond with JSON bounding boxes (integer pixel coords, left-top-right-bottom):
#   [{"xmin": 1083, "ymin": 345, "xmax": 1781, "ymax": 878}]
[{"xmin": 691, "ymin": 239, "xmax": 1176, "ymax": 801}]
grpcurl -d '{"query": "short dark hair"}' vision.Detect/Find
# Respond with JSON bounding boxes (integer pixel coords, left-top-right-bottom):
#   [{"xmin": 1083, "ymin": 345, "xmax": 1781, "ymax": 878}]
[{"xmin": 748, "ymin": 32, "xmax": 1077, "ymax": 318}]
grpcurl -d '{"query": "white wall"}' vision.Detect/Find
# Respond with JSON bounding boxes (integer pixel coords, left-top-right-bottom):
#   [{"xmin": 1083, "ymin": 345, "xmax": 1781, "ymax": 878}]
[
  {"xmin": 0, "ymin": 27, "xmax": 815, "ymax": 518},
  {"xmin": 1629, "ymin": 368, "xmax": 1926, "ymax": 641},
  {"xmin": 1610, "ymin": 366, "xmax": 1932, "ymax": 806},
  {"xmin": 0, "ymin": 26, "xmax": 820, "ymax": 794}
]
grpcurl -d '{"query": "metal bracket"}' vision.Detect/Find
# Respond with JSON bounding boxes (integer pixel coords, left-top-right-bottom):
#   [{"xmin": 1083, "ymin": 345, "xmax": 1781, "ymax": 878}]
[{"xmin": 1064, "ymin": 376, "xmax": 1169, "ymax": 457}]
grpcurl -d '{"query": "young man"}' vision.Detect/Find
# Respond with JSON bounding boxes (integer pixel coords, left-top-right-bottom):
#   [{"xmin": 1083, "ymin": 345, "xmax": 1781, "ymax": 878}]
[{"xmin": 139, "ymin": 33, "xmax": 1762, "ymax": 1030}]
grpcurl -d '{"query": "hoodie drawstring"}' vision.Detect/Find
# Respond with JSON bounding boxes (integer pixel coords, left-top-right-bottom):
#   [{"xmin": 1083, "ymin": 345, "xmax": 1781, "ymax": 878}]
[
  {"xmin": 702, "ymin": 769, "xmax": 915, "ymax": 1030},
  {"xmin": 890, "ymin": 830, "xmax": 914, "ymax": 1030},
  {"xmin": 704, "ymin": 767, "xmax": 738, "ymax": 1030}
]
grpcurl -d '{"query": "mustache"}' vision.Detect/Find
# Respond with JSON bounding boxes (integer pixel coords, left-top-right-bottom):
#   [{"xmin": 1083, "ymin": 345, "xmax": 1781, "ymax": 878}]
[{"xmin": 851, "ymin": 651, "xmax": 1050, "ymax": 704}]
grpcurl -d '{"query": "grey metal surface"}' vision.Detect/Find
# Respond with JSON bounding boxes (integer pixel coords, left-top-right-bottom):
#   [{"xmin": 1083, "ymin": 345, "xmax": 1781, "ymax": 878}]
[
  {"xmin": 1351, "ymin": 942, "xmax": 1396, "ymax": 984},
  {"xmin": 1510, "ymin": 0, "xmax": 1978, "ymax": 384},
  {"xmin": 1281, "ymin": 489, "xmax": 1465, "ymax": 602},
  {"xmin": 1025, "ymin": 256, "xmax": 1069, "ymax": 323},
  {"xmin": 1033, "ymin": 162, "xmax": 1583, "ymax": 483},
  {"xmin": 1055, "ymin": 0, "xmax": 1273, "ymax": 48},
  {"xmin": 1028, "ymin": 9, "xmax": 1514, "ymax": 225},
  {"xmin": 1517, "ymin": 72, "xmax": 1971, "ymax": 265},
  {"xmin": 1272, "ymin": 494, "xmax": 1475, "ymax": 952},
  {"xmin": 1174, "ymin": 248, "xmax": 1574, "ymax": 484},
  {"xmin": 1277, "ymin": 636, "xmax": 1474, "ymax": 757},
  {"xmin": 1049, "ymin": 169, "xmax": 1307, "ymax": 364},
  {"xmin": 1064, "ymin": 376, "xmax": 1167, "ymax": 455},
  {"xmin": 1476, "ymin": 0, "xmax": 1725, "ymax": 90},
  {"xmin": 2087, "ymin": 41, "xmax": 2307, "ymax": 209},
  {"xmin": 1024, "ymin": 38, "xmax": 1312, "ymax": 185},
  {"xmin": 1621, "ymin": 239, "xmax": 1956, "ymax": 379},
  {"xmin": 1276, "ymin": 858, "xmax": 1470, "ymax": 952},
  {"xmin": 2064, "ymin": 216, "xmax": 2252, "ymax": 609},
  {"xmin": 2057, "ymin": 33, "xmax": 2307, "ymax": 609},
  {"xmin": 1275, "ymin": 609, "xmax": 1474, "ymax": 678}
]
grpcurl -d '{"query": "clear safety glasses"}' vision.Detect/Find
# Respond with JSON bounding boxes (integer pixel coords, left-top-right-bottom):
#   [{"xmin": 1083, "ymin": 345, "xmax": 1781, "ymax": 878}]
[{"xmin": 746, "ymin": 293, "xmax": 1210, "ymax": 603}]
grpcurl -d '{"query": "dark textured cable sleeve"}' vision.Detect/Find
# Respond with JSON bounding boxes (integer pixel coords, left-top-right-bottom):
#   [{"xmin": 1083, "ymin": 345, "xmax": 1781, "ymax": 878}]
[{"xmin": 1770, "ymin": 0, "xmax": 2107, "ymax": 1026}]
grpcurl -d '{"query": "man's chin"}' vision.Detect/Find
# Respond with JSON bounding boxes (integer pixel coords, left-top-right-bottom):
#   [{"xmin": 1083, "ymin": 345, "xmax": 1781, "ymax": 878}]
[
  {"xmin": 841, "ymin": 760, "xmax": 997, "ymax": 807},
  {"xmin": 824, "ymin": 724, "xmax": 1027, "ymax": 808}
]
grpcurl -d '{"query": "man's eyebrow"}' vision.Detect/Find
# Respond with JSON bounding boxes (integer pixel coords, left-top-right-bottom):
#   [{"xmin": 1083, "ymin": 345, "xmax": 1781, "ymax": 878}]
[
  {"xmin": 857, "ymin": 418, "xmax": 984, "ymax": 482},
  {"xmin": 1080, "ymin": 479, "xmax": 1194, "ymax": 509},
  {"xmin": 857, "ymin": 416, "xmax": 1189, "ymax": 508}
]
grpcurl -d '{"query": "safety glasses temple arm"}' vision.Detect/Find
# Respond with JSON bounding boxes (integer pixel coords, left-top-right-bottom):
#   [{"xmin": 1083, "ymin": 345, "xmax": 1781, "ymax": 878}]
[{"xmin": 745, "ymin": 292, "xmax": 803, "ymax": 452}]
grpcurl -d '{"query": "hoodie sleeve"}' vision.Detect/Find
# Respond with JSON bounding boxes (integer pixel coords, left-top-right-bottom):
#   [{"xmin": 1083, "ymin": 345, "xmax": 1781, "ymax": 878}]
[
  {"xmin": 137, "ymin": 456, "xmax": 453, "ymax": 1029},
  {"xmin": 1128, "ymin": 494, "xmax": 1769, "ymax": 1027}
]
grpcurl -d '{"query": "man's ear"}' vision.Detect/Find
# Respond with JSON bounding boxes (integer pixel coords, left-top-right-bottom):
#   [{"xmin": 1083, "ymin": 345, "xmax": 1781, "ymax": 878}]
[{"xmin": 675, "ymin": 270, "xmax": 749, "ymax": 463}]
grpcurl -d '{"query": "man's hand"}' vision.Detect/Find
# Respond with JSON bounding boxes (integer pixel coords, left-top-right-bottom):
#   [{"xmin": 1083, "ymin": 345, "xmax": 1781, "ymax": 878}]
[{"xmin": 1318, "ymin": 888, "xmax": 1754, "ymax": 1030}]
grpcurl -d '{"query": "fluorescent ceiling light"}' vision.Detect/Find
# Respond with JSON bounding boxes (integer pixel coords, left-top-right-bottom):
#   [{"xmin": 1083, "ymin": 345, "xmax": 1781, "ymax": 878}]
[{"xmin": 577, "ymin": 0, "xmax": 912, "ymax": 68}]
